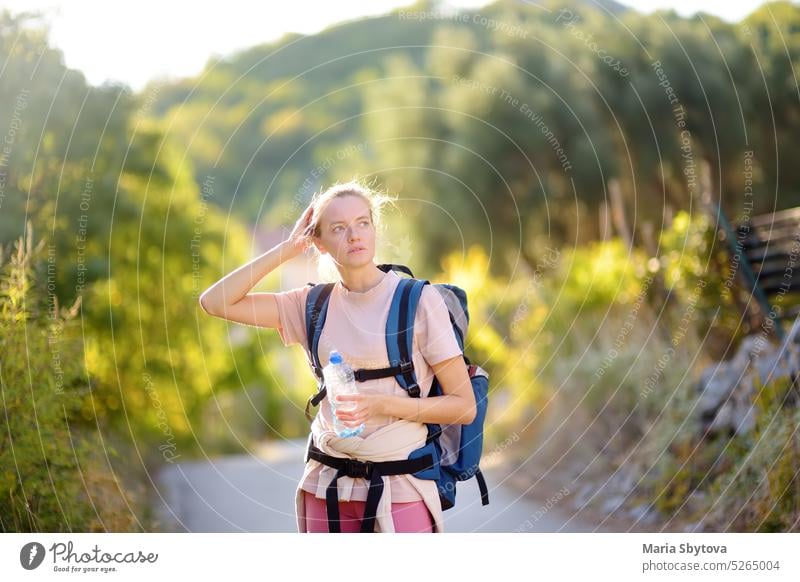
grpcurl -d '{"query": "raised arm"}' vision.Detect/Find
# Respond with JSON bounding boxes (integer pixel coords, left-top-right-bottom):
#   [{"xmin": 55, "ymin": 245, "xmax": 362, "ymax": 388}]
[{"xmin": 198, "ymin": 205, "xmax": 313, "ymax": 328}]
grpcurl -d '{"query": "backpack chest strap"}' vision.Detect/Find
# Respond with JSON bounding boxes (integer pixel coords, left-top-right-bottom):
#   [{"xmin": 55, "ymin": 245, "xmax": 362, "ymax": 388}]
[
  {"xmin": 353, "ymin": 360, "xmax": 414, "ymax": 382},
  {"xmin": 312, "ymin": 361, "xmax": 416, "ymax": 384}
]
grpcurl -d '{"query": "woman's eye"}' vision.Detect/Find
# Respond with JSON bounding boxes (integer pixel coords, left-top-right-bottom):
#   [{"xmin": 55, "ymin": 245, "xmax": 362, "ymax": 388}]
[{"xmin": 332, "ymin": 221, "xmax": 368, "ymax": 232}]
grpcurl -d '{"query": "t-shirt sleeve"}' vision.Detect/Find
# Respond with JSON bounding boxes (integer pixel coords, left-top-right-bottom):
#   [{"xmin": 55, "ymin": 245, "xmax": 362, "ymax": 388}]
[
  {"xmin": 415, "ymin": 285, "xmax": 463, "ymax": 366},
  {"xmin": 272, "ymin": 285, "xmax": 310, "ymax": 347}
]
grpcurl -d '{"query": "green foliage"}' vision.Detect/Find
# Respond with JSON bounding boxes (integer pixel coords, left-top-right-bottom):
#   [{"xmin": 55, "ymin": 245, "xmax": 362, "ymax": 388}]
[
  {"xmin": 702, "ymin": 375, "xmax": 800, "ymax": 531},
  {"xmin": 0, "ymin": 228, "xmax": 147, "ymax": 532},
  {"xmin": 658, "ymin": 210, "xmax": 739, "ymax": 343},
  {"xmin": 134, "ymin": 1, "xmax": 800, "ymax": 277},
  {"xmin": 0, "ymin": 11, "xmax": 314, "ymax": 466},
  {"xmin": 634, "ymin": 359, "xmax": 800, "ymax": 531},
  {"xmin": 4, "ymin": 1, "xmax": 800, "ymax": 531}
]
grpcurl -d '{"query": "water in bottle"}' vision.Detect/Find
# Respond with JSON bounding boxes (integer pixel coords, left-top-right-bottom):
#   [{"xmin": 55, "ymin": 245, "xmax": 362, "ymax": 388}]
[{"xmin": 323, "ymin": 350, "xmax": 365, "ymax": 437}]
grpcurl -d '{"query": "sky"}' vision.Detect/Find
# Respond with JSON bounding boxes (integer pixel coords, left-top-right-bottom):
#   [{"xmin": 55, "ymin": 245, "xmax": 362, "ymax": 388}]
[{"xmin": 0, "ymin": 0, "xmax": 782, "ymax": 92}]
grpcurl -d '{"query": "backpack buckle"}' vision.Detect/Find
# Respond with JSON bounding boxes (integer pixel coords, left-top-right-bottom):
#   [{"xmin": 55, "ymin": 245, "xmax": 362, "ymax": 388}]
[
  {"xmin": 407, "ymin": 383, "xmax": 420, "ymax": 397},
  {"xmin": 343, "ymin": 458, "xmax": 373, "ymax": 479},
  {"xmin": 399, "ymin": 360, "xmax": 414, "ymax": 374}
]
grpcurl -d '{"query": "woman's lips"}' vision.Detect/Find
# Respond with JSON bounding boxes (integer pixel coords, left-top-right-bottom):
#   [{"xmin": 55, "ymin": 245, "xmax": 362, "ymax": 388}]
[{"xmin": 348, "ymin": 247, "xmax": 366, "ymax": 254}]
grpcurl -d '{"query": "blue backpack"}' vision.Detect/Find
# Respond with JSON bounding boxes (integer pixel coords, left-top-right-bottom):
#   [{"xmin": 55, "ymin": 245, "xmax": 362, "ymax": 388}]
[{"xmin": 301, "ymin": 263, "xmax": 489, "ymax": 531}]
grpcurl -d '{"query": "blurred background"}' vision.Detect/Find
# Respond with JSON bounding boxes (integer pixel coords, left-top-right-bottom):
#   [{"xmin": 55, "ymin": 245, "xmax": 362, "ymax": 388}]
[{"xmin": 1, "ymin": 0, "xmax": 799, "ymax": 533}]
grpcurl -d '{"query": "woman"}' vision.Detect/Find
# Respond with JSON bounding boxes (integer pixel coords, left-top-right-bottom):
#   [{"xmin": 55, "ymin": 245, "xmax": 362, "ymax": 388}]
[{"xmin": 199, "ymin": 180, "xmax": 476, "ymax": 533}]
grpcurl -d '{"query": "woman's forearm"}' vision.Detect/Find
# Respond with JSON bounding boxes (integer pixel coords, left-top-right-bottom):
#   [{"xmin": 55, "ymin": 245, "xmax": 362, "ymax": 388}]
[
  {"xmin": 380, "ymin": 393, "xmax": 476, "ymax": 425},
  {"xmin": 200, "ymin": 239, "xmax": 298, "ymax": 311}
]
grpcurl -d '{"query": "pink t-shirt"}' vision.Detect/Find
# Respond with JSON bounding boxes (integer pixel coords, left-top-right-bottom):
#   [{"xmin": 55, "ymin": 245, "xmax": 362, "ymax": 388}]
[{"xmin": 274, "ymin": 268, "xmax": 463, "ymax": 502}]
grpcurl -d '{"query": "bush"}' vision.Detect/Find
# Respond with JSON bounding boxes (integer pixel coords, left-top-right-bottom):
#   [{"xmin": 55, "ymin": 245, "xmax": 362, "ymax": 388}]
[
  {"xmin": 0, "ymin": 226, "xmax": 147, "ymax": 531},
  {"xmin": 702, "ymin": 375, "xmax": 800, "ymax": 531}
]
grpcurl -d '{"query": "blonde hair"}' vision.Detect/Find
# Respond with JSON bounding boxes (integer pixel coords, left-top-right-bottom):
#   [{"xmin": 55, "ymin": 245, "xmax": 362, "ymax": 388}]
[{"xmin": 306, "ymin": 178, "xmax": 397, "ymax": 281}]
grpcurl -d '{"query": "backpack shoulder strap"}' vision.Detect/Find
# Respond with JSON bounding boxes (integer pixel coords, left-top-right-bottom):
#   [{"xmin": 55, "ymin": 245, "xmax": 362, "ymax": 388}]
[
  {"xmin": 385, "ymin": 277, "xmax": 429, "ymax": 397},
  {"xmin": 304, "ymin": 282, "xmax": 335, "ymax": 402}
]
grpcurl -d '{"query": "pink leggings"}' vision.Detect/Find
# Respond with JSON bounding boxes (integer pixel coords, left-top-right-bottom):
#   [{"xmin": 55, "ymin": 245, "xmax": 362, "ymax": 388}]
[{"xmin": 302, "ymin": 490, "xmax": 434, "ymax": 533}]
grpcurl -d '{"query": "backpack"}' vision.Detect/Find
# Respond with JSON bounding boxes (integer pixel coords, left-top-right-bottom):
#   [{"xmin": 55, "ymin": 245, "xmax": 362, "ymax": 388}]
[{"xmin": 301, "ymin": 263, "xmax": 490, "ymax": 514}]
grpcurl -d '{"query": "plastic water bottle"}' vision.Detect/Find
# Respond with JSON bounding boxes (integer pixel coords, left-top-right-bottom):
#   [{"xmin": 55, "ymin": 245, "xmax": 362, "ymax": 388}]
[{"xmin": 323, "ymin": 350, "xmax": 365, "ymax": 437}]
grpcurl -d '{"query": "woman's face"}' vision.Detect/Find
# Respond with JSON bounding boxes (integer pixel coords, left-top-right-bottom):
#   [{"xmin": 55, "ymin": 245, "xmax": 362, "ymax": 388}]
[{"xmin": 314, "ymin": 194, "xmax": 376, "ymax": 268}]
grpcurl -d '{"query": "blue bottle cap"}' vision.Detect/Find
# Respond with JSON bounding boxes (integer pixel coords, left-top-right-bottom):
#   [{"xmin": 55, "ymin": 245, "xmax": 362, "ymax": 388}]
[{"xmin": 329, "ymin": 350, "xmax": 343, "ymax": 364}]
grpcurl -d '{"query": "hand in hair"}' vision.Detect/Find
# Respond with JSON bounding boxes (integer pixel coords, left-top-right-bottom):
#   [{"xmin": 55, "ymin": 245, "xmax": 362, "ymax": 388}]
[{"xmin": 287, "ymin": 204, "xmax": 315, "ymax": 256}]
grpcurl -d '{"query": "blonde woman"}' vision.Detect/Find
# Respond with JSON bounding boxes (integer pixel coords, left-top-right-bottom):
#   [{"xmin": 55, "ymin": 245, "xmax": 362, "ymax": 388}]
[{"xmin": 199, "ymin": 180, "xmax": 476, "ymax": 532}]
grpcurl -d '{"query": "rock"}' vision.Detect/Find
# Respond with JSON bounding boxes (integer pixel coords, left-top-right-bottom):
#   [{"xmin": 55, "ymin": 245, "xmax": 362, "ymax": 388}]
[
  {"xmin": 684, "ymin": 490, "xmax": 708, "ymax": 515},
  {"xmin": 695, "ymin": 318, "xmax": 800, "ymax": 436},
  {"xmin": 628, "ymin": 503, "xmax": 655, "ymax": 522},
  {"xmin": 572, "ymin": 482, "xmax": 595, "ymax": 508},
  {"xmin": 600, "ymin": 494, "xmax": 626, "ymax": 514}
]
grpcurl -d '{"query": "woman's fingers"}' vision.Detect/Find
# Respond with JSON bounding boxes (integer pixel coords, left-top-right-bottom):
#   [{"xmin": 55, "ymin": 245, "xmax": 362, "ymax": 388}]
[
  {"xmin": 333, "ymin": 394, "xmax": 367, "ymax": 426},
  {"xmin": 301, "ymin": 207, "xmax": 314, "ymax": 239},
  {"xmin": 334, "ymin": 410, "xmax": 360, "ymax": 426},
  {"xmin": 334, "ymin": 405, "xmax": 363, "ymax": 424},
  {"xmin": 291, "ymin": 206, "xmax": 314, "ymax": 239}
]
